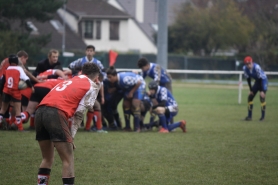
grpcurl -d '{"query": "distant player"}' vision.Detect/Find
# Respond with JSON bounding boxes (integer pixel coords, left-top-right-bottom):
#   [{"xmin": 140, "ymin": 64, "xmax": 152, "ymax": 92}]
[
  {"xmin": 106, "ymin": 67, "xmax": 145, "ymax": 132},
  {"xmin": 243, "ymin": 56, "xmax": 268, "ymax": 121},
  {"xmin": 0, "ymin": 55, "xmax": 34, "ymax": 131},
  {"xmin": 35, "ymin": 62, "xmax": 101, "ymax": 185},
  {"xmin": 137, "ymin": 57, "xmax": 172, "ymax": 92},
  {"xmin": 148, "ymin": 81, "xmax": 186, "ymax": 133}
]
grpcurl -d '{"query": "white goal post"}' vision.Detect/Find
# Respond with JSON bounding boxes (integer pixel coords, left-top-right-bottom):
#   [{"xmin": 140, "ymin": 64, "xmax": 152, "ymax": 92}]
[{"xmin": 28, "ymin": 67, "xmax": 278, "ymax": 104}]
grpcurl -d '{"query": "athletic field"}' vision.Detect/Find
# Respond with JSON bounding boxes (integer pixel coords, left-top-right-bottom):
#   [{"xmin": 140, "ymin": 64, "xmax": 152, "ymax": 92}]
[{"xmin": 1, "ymin": 82, "xmax": 278, "ymax": 185}]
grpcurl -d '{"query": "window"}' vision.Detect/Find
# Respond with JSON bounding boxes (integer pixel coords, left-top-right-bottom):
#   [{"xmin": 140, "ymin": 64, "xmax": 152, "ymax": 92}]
[
  {"xmin": 109, "ymin": 21, "xmax": 119, "ymax": 40},
  {"xmin": 96, "ymin": 21, "xmax": 101, "ymax": 40},
  {"xmin": 84, "ymin": 21, "xmax": 93, "ymax": 39}
]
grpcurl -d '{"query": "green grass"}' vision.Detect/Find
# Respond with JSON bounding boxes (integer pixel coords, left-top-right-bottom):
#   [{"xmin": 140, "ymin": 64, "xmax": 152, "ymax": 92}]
[{"xmin": 0, "ymin": 83, "xmax": 278, "ymax": 185}]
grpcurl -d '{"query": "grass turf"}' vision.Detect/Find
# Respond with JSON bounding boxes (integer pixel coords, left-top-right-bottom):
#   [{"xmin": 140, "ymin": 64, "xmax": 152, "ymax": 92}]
[{"xmin": 0, "ymin": 83, "xmax": 277, "ymax": 185}]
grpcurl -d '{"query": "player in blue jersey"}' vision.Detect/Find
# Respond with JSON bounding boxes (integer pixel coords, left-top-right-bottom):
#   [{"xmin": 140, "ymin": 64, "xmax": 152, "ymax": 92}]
[
  {"xmin": 68, "ymin": 45, "xmax": 107, "ymax": 133},
  {"xmin": 106, "ymin": 66, "xmax": 145, "ymax": 132},
  {"xmin": 137, "ymin": 57, "xmax": 172, "ymax": 93},
  {"xmin": 243, "ymin": 56, "xmax": 268, "ymax": 121},
  {"xmin": 148, "ymin": 81, "xmax": 186, "ymax": 133}
]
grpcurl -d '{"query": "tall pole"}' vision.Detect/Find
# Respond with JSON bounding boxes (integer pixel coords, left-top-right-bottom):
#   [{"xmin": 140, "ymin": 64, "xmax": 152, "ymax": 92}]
[
  {"xmin": 157, "ymin": 0, "xmax": 168, "ymax": 69},
  {"xmin": 62, "ymin": 0, "xmax": 66, "ymax": 54}
]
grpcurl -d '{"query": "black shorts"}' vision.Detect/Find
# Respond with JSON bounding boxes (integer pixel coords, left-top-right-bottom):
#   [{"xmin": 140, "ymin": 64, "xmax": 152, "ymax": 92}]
[
  {"xmin": 21, "ymin": 95, "xmax": 29, "ymax": 107},
  {"xmin": 35, "ymin": 106, "xmax": 72, "ymax": 143},
  {"xmin": 30, "ymin": 87, "xmax": 51, "ymax": 103},
  {"xmin": 2, "ymin": 92, "xmax": 21, "ymax": 103}
]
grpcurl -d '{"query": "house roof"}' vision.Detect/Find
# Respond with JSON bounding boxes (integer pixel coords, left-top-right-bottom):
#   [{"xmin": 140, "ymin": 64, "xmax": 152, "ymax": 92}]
[
  {"xmin": 66, "ymin": 0, "xmax": 131, "ymax": 19},
  {"xmin": 116, "ymin": 0, "xmax": 190, "ymax": 42},
  {"xmin": 29, "ymin": 13, "xmax": 86, "ymax": 52}
]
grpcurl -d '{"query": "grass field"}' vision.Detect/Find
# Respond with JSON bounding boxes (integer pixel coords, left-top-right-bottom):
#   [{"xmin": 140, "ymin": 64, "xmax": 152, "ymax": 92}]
[{"xmin": 0, "ymin": 82, "xmax": 278, "ymax": 185}]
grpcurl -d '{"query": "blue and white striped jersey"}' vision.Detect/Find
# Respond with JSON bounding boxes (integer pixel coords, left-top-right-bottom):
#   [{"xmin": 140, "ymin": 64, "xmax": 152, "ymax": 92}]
[
  {"xmin": 142, "ymin": 63, "xmax": 171, "ymax": 84},
  {"xmin": 154, "ymin": 86, "xmax": 177, "ymax": 107},
  {"xmin": 69, "ymin": 56, "xmax": 104, "ymax": 71},
  {"xmin": 243, "ymin": 63, "xmax": 267, "ymax": 80},
  {"xmin": 117, "ymin": 72, "xmax": 145, "ymax": 90}
]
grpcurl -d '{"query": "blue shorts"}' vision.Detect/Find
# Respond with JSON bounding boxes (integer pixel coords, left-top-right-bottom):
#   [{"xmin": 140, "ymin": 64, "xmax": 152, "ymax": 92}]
[{"xmin": 124, "ymin": 85, "xmax": 145, "ymax": 100}]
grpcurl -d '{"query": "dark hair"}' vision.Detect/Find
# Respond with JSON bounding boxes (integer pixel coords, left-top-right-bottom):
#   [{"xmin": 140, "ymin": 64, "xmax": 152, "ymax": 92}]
[
  {"xmin": 17, "ymin": 50, "xmax": 28, "ymax": 58},
  {"xmin": 8, "ymin": 54, "xmax": 19, "ymax": 65},
  {"xmin": 137, "ymin": 57, "xmax": 149, "ymax": 68},
  {"xmin": 82, "ymin": 62, "xmax": 100, "ymax": 79},
  {"xmin": 86, "ymin": 45, "xmax": 95, "ymax": 51},
  {"xmin": 106, "ymin": 66, "xmax": 117, "ymax": 76}
]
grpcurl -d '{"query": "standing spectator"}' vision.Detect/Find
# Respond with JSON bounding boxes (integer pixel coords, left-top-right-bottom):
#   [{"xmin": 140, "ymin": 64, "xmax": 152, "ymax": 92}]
[
  {"xmin": 243, "ymin": 56, "xmax": 268, "ymax": 121},
  {"xmin": 0, "ymin": 55, "xmax": 34, "ymax": 131},
  {"xmin": 137, "ymin": 57, "xmax": 172, "ymax": 93},
  {"xmin": 147, "ymin": 81, "xmax": 186, "ymax": 133},
  {"xmin": 33, "ymin": 49, "xmax": 63, "ymax": 79},
  {"xmin": 35, "ymin": 62, "xmax": 101, "ymax": 185}
]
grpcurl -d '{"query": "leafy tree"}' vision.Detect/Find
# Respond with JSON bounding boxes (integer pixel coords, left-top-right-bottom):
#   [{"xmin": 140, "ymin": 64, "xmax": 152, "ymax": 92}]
[
  {"xmin": 169, "ymin": 0, "xmax": 254, "ymax": 56},
  {"xmin": 0, "ymin": 0, "xmax": 64, "ymax": 62},
  {"xmin": 236, "ymin": 0, "xmax": 278, "ymax": 68}
]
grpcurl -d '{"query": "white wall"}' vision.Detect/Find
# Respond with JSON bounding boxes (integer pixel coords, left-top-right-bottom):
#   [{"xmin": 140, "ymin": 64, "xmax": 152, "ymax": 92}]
[
  {"xmin": 128, "ymin": 19, "xmax": 157, "ymax": 53},
  {"xmin": 57, "ymin": 8, "xmax": 78, "ymax": 33}
]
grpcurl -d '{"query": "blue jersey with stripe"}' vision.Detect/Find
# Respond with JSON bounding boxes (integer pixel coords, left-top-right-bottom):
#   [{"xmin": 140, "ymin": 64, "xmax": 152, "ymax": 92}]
[
  {"xmin": 117, "ymin": 72, "xmax": 145, "ymax": 90},
  {"xmin": 69, "ymin": 56, "xmax": 104, "ymax": 76},
  {"xmin": 154, "ymin": 86, "xmax": 177, "ymax": 107},
  {"xmin": 142, "ymin": 63, "xmax": 171, "ymax": 85},
  {"xmin": 243, "ymin": 63, "xmax": 267, "ymax": 80}
]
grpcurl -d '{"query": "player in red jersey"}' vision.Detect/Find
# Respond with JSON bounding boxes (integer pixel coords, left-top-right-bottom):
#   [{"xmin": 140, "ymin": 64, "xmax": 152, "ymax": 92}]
[
  {"xmin": 0, "ymin": 55, "xmax": 34, "ymax": 131},
  {"xmin": 21, "ymin": 78, "xmax": 64, "ymax": 129},
  {"xmin": 37, "ymin": 69, "xmax": 68, "ymax": 81},
  {"xmin": 35, "ymin": 62, "xmax": 101, "ymax": 185}
]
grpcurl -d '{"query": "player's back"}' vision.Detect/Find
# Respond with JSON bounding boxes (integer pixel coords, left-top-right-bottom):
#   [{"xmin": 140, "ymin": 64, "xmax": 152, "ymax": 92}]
[
  {"xmin": 39, "ymin": 75, "xmax": 97, "ymax": 117},
  {"xmin": 4, "ymin": 66, "xmax": 24, "ymax": 91},
  {"xmin": 35, "ymin": 79, "xmax": 64, "ymax": 89}
]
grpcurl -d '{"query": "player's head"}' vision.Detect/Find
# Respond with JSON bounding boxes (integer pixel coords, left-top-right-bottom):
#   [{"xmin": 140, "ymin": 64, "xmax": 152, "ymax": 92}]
[
  {"xmin": 48, "ymin": 49, "xmax": 59, "ymax": 65},
  {"xmin": 137, "ymin": 58, "xmax": 150, "ymax": 71},
  {"xmin": 82, "ymin": 62, "xmax": 100, "ymax": 81},
  {"xmin": 17, "ymin": 50, "xmax": 28, "ymax": 65},
  {"xmin": 244, "ymin": 56, "xmax": 253, "ymax": 69},
  {"xmin": 85, "ymin": 45, "xmax": 95, "ymax": 59},
  {"xmin": 8, "ymin": 54, "xmax": 19, "ymax": 65},
  {"xmin": 148, "ymin": 80, "xmax": 158, "ymax": 95},
  {"xmin": 106, "ymin": 66, "xmax": 118, "ymax": 83}
]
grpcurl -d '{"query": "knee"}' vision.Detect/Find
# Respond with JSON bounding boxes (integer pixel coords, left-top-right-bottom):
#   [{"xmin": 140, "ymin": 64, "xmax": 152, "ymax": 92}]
[
  {"xmin": 260, "ymin": 96, "xmax": 265, "ymax": 103},
  {"xmin": 248, "ymin": 94, "xmax": 254, "ymax": 102}
]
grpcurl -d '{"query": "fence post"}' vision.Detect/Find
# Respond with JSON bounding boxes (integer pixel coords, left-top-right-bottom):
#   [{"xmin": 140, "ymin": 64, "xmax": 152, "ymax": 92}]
[{"xmin": 238, "ymin": 73, "xmax": 243, "ymax": 104}]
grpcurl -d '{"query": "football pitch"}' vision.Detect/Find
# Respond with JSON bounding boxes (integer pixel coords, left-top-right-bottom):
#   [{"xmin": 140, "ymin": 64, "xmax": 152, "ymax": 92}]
[{"xmin": 0, "ymin": 82, "xmax": 278, "ymax": 185}]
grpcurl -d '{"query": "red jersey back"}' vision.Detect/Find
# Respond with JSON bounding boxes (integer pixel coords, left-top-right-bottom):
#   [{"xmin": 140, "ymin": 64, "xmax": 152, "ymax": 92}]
[
  {"xmin": 3, "ymin": 66, "xmax": 29, "ymax": 91},
  {"xmin": 35, "ymin": 79, "xmax": 64, "ymax": 89},
  {"xmin": 39, "ymin": 75, "xmax": 100, "ymax": 117}
]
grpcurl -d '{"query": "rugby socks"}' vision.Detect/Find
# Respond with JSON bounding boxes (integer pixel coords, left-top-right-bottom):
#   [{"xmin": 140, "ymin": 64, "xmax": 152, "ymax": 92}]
[
  {"xmin": 124, "ymin": 108, "xmax": 131, "ymax": 129},
  {"xmin": 158, "ymin": 114, "xmax": 167, "ymax": 129},
  {"xmin": 93, "ymin": 111, "xmax": 102, "ymax": 130},
  {"xmin": 15, "ymin": 116, "xmax": 23, "ymax": 131},
  {"xmin": 21, "ymin": 111, "xmax": 30, "ymax": 123},
  {"xmin": 261, "ymin": 102, "xmax": 266, "ymax": 120},
  {"xmin": 30, "ymin": 114, "xmax": 35, "ymax": 128},
  {"xmin": 247, "ymin": 101, "xmax": 253, "ymax": 118},
  {"xmin": 85, "ymin": 111, "xmax": 94, "ymax": 131},
  {"xmin": 113, "ymin": 112, "xmax": 122, "ymax": 128},
  {"xmin": 62, "ymin": 177, "xmax": 74, "ymax": 185},
  {"xmin": 168, "ymin": 121, "xmax": 182, "ymax": 132},
  {"xmin": 38, "ymin": 168, "xmax": 51, "ymax": 185},
  {"xmin": 133, "ymin": 107, "xmax": 141, "ymax": 131}
]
